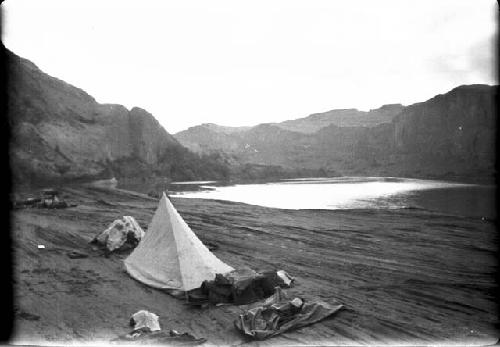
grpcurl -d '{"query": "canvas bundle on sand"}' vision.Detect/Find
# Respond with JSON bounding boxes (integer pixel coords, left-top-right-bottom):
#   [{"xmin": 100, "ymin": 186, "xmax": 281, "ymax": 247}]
[
  {"xmin": 112, "ymin": 310, "xmax": 206, "ymax": 345},
  {"xmin": 91, "ymin": 216, "xmax": 145, "ymax": 252},
  {"xmin": 130, "ymin": 310, "xmax": 161, "ymax": 332},
  {"xmin": 187, "ymin": 268, "xmax": 295, "ymax": 305},
  {"xmin": 113, "ymin": 330, "xmax": 206, "ymax": 345},
  {"xmin": 234, "ymin": 287, "xmax": 343, "ymax": 340},
  {"xmin": 124, "ymin": 192, "xmax": 233, "ymax": 291}
]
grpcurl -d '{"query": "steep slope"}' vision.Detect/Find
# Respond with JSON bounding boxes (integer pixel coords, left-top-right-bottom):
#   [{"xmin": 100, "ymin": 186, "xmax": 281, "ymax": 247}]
[{"xmin": 7, "ymin": 49, "xmax": 227, "ymax": 185}]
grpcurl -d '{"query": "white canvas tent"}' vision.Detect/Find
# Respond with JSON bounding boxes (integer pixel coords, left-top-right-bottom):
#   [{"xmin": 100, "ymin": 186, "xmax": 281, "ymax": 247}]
[{"xmin": 124, "ymin": 192, "xmax": 234, "ymax": 291}]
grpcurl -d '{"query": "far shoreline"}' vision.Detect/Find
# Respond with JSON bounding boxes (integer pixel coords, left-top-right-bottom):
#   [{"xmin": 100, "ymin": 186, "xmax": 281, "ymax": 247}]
[{"xmin": 10, "ymin": 173, "xmax": 495, "ymax": 208}]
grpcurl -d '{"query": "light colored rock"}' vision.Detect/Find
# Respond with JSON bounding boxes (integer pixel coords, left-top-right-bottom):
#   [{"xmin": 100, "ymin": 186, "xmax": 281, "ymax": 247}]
[{"xmin": 93, "ymin": 216, "xmax": 145, "ymax": 252}]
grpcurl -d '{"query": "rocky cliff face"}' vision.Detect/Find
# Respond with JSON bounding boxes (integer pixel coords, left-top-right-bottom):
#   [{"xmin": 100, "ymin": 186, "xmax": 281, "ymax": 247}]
[
  {"xmin": 174, "ymin": 85, "xmax": 497, "ymax": 181},
  {"xmin": 7, "ymin": 49, "xmax": 207, "ymax": 185},
  {"xmin": 386, "ymin": 85, "xmax": 496, "ymax": 177}
]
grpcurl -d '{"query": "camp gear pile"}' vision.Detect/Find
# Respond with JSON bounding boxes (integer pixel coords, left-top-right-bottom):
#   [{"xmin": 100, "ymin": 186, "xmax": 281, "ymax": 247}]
[
  {"xmin": 187, "ymin": 268, "xmax": 295, "ymax": 305},
  {"xmin": 13, "ymin": 189, "xmax": 72, "ymax": 209}
]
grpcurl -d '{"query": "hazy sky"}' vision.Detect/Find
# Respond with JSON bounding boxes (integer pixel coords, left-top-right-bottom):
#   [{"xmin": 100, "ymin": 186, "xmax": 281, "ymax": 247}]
[{"xmin": 3, "ymin": 0, "xmax": 497, "ymax": 133}]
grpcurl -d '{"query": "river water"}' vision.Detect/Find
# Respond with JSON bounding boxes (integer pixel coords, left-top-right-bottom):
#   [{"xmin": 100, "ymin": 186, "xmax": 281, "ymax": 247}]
[{"xmin": 165, "ymin": 177, "xmax": 495, "ymax": 218}]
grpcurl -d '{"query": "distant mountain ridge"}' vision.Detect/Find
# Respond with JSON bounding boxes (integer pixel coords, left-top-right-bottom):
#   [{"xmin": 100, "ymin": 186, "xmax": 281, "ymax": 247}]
[
  {"xmin": 175, "ymin": 85, "xmax": 497, "ymax": 181},
  {"xmin": 273, "ymin": 104, "xmax": 404, "ymax": 133},
  {"xmin": 200, "ymin": 123, "xmax": 251, "ymax": 134},
  {"xmin": 175, "ymin": 103, "xmax": 404, "ymax": 152}
]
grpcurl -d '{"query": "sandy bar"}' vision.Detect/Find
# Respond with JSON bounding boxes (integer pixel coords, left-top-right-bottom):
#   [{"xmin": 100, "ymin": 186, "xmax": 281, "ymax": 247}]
[{"xmin": 10, "ymin": 186, "xmax": 498, "ymax": 345}]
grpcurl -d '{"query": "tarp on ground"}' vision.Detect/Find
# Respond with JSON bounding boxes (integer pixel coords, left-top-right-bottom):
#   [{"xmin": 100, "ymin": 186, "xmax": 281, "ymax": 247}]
[
  {"xmin": 92, "ymin": 216, "xmax": 145, "ymax": 252},
  {"xmin": 234, "ymin": 287, "xmax": 343, "ymax": 340},
  {"xmin": 124, "ymin": 192, "xmax": 233, "ymax": 291}
]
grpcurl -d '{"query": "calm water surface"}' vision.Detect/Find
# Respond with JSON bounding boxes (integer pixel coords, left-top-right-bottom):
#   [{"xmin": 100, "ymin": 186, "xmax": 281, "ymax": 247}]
[{"xmin": 168, "ymin": 177, "xmax": 495, "ymax": 218}]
